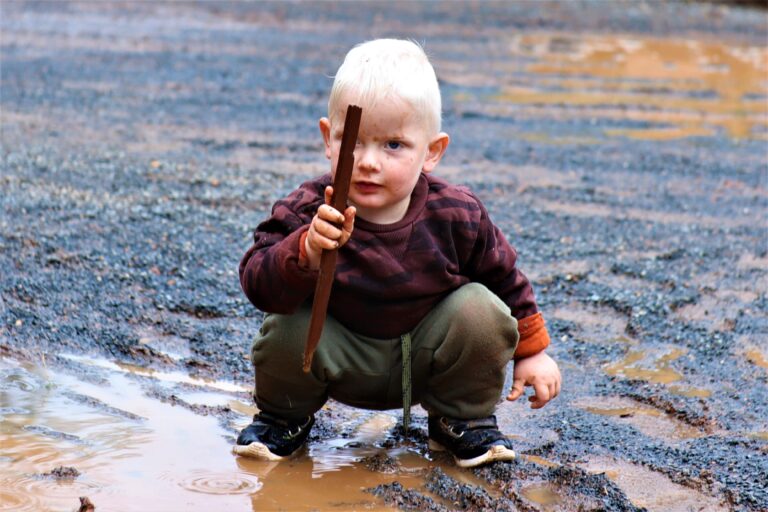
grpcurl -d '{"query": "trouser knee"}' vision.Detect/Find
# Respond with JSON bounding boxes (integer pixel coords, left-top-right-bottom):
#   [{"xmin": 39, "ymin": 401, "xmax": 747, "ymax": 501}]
[
  {"xmin": 249, "ymin": 308, "xmax": 328, "ymax": 420},
  {"xmin": 251, "ymin": 309, "xmax": 310, "ymax": 371},
  {"xmin": 412, "ymin": 283, "xmax": 519, "ymax": 418},
  {"xmin": 438, "ymin": 282, "xmax": 519, "ymax": 352}
]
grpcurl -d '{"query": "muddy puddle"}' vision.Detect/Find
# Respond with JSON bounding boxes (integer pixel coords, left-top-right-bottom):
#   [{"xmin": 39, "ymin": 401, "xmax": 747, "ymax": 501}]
[
  {"xmin": 3, "ymin": 355, "xmax": 519, "ymax": 511},
  {"xmin": 487, "ymin": 32, "xmax": 767, "ymax": 141},
  {"xmin": 576, "ymin": 395, "xmax": 707, "ymax": 442},
  {"xmin": 1, "ymin": 350, "xmax": 736, "ymax": 511},
  {"xmin": 1, "ymin": 357, "xmax": 254, "ymax": 511},
  {"xmin": 1, "ymin": 357, "xmax": 440, "ymax": 511},
  {"xmin": 581, "ymin": 456, "xmax": 728, "ymax": 512}
]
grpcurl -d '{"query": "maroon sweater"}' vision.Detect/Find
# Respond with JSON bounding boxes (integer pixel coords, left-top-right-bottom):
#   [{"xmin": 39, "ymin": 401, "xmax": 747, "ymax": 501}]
[{"xmin": 240, "ymin": 173, "xmax": 550, "ymax": 358}]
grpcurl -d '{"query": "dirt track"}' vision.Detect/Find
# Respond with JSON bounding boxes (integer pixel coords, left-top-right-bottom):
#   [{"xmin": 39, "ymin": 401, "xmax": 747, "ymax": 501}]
[{"xmin": 1, "ymin": 1, "xmax": 767, "ymax": 511}]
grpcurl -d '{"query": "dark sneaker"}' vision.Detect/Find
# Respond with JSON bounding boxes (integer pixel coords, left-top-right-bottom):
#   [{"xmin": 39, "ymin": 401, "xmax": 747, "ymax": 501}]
[
  {"xmin": 232, "ymin": 412, "xmax": 314, "ymax": 460},
  {"xmin": 428, "ymin": 415, "xmax": 515, "ymax": 468}
]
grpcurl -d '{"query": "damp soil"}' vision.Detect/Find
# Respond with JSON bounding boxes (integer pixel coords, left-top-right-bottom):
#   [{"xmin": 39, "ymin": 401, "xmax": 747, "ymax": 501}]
[{"xmin": 1, "ymin": 1, "xmax": 767, "ymax": 511}]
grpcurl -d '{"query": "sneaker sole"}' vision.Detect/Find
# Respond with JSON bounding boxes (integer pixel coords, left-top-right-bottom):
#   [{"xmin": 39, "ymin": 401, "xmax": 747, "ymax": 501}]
[
  {"xmin": 428, "ymin": 439, "xmax": 515, "ymax": 468},
  {"xmin": 232, "ymin": 442, "xmax": 288, "ymax": 461}
]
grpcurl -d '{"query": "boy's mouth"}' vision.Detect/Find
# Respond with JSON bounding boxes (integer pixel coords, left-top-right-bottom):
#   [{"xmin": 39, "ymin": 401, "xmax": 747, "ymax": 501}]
[{"xmin": 354, "ymin": 181, "xmax": 382, "ymax": 193}]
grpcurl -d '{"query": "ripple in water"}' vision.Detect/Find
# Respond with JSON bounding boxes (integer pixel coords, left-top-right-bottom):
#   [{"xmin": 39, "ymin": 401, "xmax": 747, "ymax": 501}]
[
  {"xmin": 175, "ymin": 471, "xmax": 262, "ymax": 495},
  {"xmin": 0, "ymin": 368, "xmax": 43, "ymax": 393},
  {"xmin": 2, "ymin": 475, "xmax": 104, "ymax": 502},
  {"xmin": 0, "ymin": 486, "xmax": 41, "ymax": 511}
]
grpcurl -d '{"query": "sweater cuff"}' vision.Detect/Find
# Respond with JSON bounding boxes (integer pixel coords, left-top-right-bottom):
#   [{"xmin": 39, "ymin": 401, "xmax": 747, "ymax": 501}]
[
  {"xmin": 514, "ymin": 312, "xmax": 550, "ymax": 360},
  {"xmin": 278, "ymin": 226, "xmax": 318, "ymax": 289}
]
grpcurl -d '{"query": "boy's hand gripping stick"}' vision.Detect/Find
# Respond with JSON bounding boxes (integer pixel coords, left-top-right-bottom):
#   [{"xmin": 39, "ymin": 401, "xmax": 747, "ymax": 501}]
[{"xmin": 303, "ymin": 104, "xmax": 362, "ymax": 372}]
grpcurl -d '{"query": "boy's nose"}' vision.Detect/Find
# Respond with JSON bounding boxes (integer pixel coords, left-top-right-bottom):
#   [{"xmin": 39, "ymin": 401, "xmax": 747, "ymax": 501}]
[{"xmin": 355, "ymin": 146, "xmax": 381, "ymax": 173}]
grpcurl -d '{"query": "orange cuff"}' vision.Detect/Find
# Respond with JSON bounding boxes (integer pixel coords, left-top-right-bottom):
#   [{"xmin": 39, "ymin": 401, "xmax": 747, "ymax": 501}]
[{"xmin": 514, "ymin": 312, "xmax": 550, "ymax": 360}]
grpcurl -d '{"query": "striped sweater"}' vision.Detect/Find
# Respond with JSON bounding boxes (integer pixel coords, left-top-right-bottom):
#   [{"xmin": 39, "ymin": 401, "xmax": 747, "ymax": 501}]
[{"xmin": 240, "ymin": 173, "xmax": 550, "ymax": 359}]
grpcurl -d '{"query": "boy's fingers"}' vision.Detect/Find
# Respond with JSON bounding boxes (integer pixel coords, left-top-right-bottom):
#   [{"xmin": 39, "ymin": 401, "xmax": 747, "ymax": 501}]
[
  {"xmin": 324, "ymin": 186, "xmax": 334, "ymax": 205},
  {"xmin": 506, "ymin": 379, "xmax": 525, "ymax": 401},
  {"xmin": 552, "ymin": 371, "xmax": 561, "ymax": 398},
  {"xmin": 343, "ymin": 206, "xmax": 356, "ymax": 230},
  {"xmin": 312, "ymin": 218, "xmax": 342, "ymax": 242},
  {"xmin": 531, "ymin": 381, "xmax": 550, "ymax": 408},
  {"xmin": 308, "ymin": 230, "xmax": 339, "ymax": 250},
  {"xmin": 546, "ymin": 379, "xmax": 556, "ymax": 397},
  {"xmin": 309, "ymin": 213, "xmax": 343, "ymax": 249},
  {"xmin": 311, "ymin": 203, "xmax": 355, "ymax": 251},
  {"xmin": 319, "ymin": 204, "xmax": 345, "ymax": 224},
  {"xmin": 340, "ymin": 207, "xmax": 356, "ymax": 244}
]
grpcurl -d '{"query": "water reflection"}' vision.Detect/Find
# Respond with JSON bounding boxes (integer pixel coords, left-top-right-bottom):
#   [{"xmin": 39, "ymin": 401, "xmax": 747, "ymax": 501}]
[
  {"xmin": 60, "ymin": 353, "xmax": 250, "ymax": 393},
  {"xmin": 582, "ymin": 456, "xmax": 727, "ymax": 512},
  {"xmin": 0, "ymin": 358, "xmax": 431, "ymax": 511},
  {"xmin": 668, "ymin": 385, "xmax": 712, "ymax": 398},
  {"xmin": 604, "ymin": 347, "xmax": 686, "ymax": 384},
  {"xmin": 578, "ymin": 395, "xmax": 705, "ymax": 441},
  {"xmin": 746, "ymin": 348, "xmax": 768, "ymax": 369},
  {"xmin": 487, "ymin": 34, "xmax": 767, "ymax": 140},
  {"xmin": 237, "ymin": 450, "xmax": 430, "ymax": 511},
  {"xmin": 0, "ymin": 358, "xmax": 258, "ymax": 511},
  {"xmin": 235, "ymin": 412, "xmax": 437, "ymax": 511},
  {"xmin": 521, "ymin": 482, "xmax": 563, "ymax": 510}
]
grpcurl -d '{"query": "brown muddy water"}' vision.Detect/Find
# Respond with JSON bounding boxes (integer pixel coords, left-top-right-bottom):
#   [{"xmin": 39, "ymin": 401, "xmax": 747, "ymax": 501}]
[
  {"xmin": 1, "ymin": 2, "xmax": 767, "ymax": 511},
  {"xmin": 446, "ymin": 32, "xmax": 766, "ymax": 143},
  {"xmin": 1, "ymin": 356, "xmax": 426, "ymax": 511}
]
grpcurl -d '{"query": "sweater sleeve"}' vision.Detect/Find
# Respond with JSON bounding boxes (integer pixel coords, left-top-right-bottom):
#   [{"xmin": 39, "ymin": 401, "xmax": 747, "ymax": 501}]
[
  {"xmin": 465, "ymin": 196, "xmax": 551, "ymax": 359},
  {"xmin": 239, "ymin": 180, "xmax": 324, "ymax": 314}
]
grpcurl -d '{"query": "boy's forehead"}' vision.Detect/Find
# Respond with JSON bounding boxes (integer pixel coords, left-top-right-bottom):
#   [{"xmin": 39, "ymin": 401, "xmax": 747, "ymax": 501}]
[{"xmin": 330, "ymin": 94, "xmax": 429, "ymax": 135}]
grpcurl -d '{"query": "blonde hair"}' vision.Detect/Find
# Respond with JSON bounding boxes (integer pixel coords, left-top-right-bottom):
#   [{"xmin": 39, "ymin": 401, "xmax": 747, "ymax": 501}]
[{"xmin": 328, "ymin": 39, "xmax": 442, "ymax": 135}]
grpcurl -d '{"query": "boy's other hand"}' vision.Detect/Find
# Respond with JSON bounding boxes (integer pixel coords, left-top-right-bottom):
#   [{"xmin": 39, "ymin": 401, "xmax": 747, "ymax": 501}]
[
  {"xmin": 304, "ymin": 186, "xmax": 356, "ymax": 269},
  {"xmin": 507, "ymin": 351, "xmax": 561, "ymax": 409}
]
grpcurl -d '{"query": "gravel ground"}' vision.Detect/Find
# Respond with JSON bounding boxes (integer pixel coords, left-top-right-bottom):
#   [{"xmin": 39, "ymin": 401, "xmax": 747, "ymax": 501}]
[{"xmin": 2, "ymin": 1, "xmax": 767, "ymax": 510}]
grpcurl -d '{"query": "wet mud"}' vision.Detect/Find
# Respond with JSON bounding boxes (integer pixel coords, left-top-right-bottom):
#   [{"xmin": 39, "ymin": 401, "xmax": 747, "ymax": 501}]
[{"xmin": 1, "ymin": 1, "xmax": 767, "ymax": 511}]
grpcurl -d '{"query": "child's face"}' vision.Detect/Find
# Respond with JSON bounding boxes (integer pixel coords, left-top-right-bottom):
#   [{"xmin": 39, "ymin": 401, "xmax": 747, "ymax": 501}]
[{"xmin": 320, "ymin": 95, "xmax": 448, "ymax": 224}]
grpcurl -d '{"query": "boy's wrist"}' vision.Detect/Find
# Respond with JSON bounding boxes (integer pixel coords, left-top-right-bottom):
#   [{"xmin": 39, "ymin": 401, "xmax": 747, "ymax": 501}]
[
  {"xmin": 515, "ymin": 349, "xmax": 540, "ymax": 361},
  {"xmin": 299, "ymin": 230, "xmax": 321, "ymax": 270}
]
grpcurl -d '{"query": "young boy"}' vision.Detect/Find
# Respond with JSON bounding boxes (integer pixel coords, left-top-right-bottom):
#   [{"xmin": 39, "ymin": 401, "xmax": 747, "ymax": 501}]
[{"xmin": 234, "ymin": 39, "xmax": 561, "ymax": 468}]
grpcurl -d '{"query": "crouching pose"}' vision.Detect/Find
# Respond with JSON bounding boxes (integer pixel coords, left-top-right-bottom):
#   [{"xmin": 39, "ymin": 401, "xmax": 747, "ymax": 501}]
[{"xmin": 234, "ymin": 39, "xmax": 561, "ymax": 468}]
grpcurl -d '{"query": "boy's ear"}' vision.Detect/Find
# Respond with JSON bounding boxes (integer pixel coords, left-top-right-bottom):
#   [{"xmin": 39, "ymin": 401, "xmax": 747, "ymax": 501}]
[
  {"xmin": 319, "ymin": 117, "xmax": 332, "ymax": 159},
  {"xmin": 422, "ymin": 132, "xmax": 450, "ymax": 174}
]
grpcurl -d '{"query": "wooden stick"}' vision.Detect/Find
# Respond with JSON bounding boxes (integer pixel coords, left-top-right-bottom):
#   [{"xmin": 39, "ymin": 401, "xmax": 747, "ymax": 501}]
[{"xmin": 303, "ymin": 104, "xmax": 362, "ymax": 372}]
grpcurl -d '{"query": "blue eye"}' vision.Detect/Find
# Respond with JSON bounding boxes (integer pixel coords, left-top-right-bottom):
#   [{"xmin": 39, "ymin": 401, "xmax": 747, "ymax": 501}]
[{"xmin": 386, "ymin": 141, "xmax": 401, "ymax": 150}]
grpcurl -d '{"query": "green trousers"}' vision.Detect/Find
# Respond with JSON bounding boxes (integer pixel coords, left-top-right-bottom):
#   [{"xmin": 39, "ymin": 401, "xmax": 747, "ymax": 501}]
[{"xmin": 250, "ymin": 283, "xmax": 519, "ymax": 421}]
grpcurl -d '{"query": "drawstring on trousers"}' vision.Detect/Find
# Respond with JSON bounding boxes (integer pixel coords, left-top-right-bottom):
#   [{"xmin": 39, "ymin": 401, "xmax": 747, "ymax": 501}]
[{"xmin": 400, "ymin": 332, "xmax": 412, "ymax": 433}]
